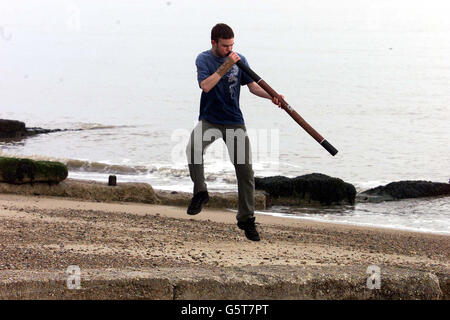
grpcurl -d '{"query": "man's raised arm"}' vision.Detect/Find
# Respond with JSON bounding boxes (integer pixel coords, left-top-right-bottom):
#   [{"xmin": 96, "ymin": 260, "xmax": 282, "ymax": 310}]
[{"xmin": 200, "ymin": 52, "xmax": 240, "ymax": 93}]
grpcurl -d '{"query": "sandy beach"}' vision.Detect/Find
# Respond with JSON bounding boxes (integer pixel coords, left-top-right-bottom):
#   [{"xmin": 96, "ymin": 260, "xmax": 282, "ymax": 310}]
[{"xmin": 0, "ymin": 192, "xmax": 448, "ymax": 300}]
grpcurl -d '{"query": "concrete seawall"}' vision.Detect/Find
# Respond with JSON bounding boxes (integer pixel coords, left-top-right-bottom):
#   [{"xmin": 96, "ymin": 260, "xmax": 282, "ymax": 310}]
[
  {"xmin": 0, "ymin": 266, "xmax": 446, "ymax": 300},
  {"xmin": 0, "ymin": 179, "xmax": 267, "ymax": 210}
]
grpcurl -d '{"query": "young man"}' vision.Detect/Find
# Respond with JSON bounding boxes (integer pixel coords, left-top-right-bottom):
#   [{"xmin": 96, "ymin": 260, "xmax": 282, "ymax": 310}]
[{"xmin": 186, "ymin": 23, "xmax": 282, "ymax": 241}]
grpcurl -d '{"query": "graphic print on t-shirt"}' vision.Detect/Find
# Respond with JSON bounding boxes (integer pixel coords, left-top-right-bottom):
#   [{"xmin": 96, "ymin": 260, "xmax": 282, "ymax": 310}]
[{"xmin": 228, "ymin": 65, "xmax": 239, "ymax": 99}]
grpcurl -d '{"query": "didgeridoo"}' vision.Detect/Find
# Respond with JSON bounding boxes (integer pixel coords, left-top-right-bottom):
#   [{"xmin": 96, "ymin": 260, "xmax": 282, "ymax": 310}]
[{"xmin": 235, "ymin": 60, "xmax": 338, "ymax": 156}]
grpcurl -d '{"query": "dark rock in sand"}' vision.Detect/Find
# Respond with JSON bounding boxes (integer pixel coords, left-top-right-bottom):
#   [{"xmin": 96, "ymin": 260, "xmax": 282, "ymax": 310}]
[
  {"xmin": 0, "ymin": 157, "xmax": 68, "ymax": 184},
  {"xmin": 357, "ymin": 180, "xmax": 450, "ymax": 203},
  {"xmin": 108, "ymin": 175, "xmax": 117, "ymax": 186},
  {"xmin": 255, "ymin": 173, "xmax": 356, "ymax": 206}
]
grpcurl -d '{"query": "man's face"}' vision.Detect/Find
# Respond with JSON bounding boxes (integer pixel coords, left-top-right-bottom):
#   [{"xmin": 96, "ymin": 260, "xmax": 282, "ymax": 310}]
[{"xmin": 212, "ymin": 38, "xmax": 234, "ymax": 58}]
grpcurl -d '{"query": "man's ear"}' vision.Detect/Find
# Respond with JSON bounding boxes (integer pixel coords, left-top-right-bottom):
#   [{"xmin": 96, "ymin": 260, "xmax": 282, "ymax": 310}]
[{"xmin": 211, "ymin": 39, "xmax": 216, "ymax": 47}]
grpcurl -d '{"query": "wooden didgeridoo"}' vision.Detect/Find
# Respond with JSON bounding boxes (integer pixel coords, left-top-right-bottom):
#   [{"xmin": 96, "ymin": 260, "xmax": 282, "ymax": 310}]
[{"xmin": 235, "ymin": 60, "xmax": 338, "ymax": 156}]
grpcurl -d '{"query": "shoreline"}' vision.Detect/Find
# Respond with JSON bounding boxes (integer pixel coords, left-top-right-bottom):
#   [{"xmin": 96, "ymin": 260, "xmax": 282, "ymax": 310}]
[{"xmin": 0, "ymin": 193, "xmax": 448, "ymax": 299}]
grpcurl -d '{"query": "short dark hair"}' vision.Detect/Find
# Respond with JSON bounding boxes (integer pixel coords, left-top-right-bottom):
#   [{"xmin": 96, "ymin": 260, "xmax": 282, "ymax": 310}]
[{"xmin": 211, "ymin": 23, "xmax": 234, "ymax": 42}]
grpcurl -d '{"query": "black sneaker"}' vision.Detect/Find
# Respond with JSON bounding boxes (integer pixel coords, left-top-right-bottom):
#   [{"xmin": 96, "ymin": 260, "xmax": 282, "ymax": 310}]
[
  {"xmin": 237, "ymin": 217, "xmax": 260, "ymax": 241},
  {"xmin": 187, "ymin": 191, "xmax": 209, "ymax": 215}
]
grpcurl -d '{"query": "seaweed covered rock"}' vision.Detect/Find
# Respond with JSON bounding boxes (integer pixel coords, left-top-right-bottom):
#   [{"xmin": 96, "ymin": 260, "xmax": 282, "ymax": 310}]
[
  {"xmin": 0, "ymin": 157, "xmax": 68, "ymax": 184},
  {"xmin": 357, "ymin": 180, "xmax": 450, "ymax": 203},
  {"xmin": 255, "ymin": 173, "xmax": 356, "ymax": 206}
]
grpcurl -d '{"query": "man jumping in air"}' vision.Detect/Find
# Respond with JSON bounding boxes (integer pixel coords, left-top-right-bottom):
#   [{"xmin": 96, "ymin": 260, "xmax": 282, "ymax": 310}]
[{"xmin": 186, "ymin": 23, "xmax": 282, "ymax": 241}]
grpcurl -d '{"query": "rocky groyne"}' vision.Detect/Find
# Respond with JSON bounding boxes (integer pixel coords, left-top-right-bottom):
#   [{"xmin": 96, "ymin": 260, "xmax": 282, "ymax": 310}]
[
  {"xmin": 0, "ymin": 157, "xmax": 68, "ymax": 184},
  {"xmin": 255, "ymin": 173, "xmax": 356, "ymax": 206},
  {"xmin": 0, "ymin": 119, "xmax": 80, "ymax": 140},
  {"xmin": 357, "ymin": 180, "xmax": 450, "ymax": 203}
]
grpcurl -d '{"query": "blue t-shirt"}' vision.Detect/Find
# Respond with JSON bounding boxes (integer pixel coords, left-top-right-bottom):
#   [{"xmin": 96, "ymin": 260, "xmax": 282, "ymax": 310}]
[{"xmin": 196, "ymin": 50, "xmax": 254, "ymax": 125}]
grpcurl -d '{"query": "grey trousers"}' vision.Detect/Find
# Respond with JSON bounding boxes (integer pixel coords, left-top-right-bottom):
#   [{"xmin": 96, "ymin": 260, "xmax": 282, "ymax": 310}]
[{"xmin": 186, "ymin": 120, "xmax": 255, "ymax": 222}]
